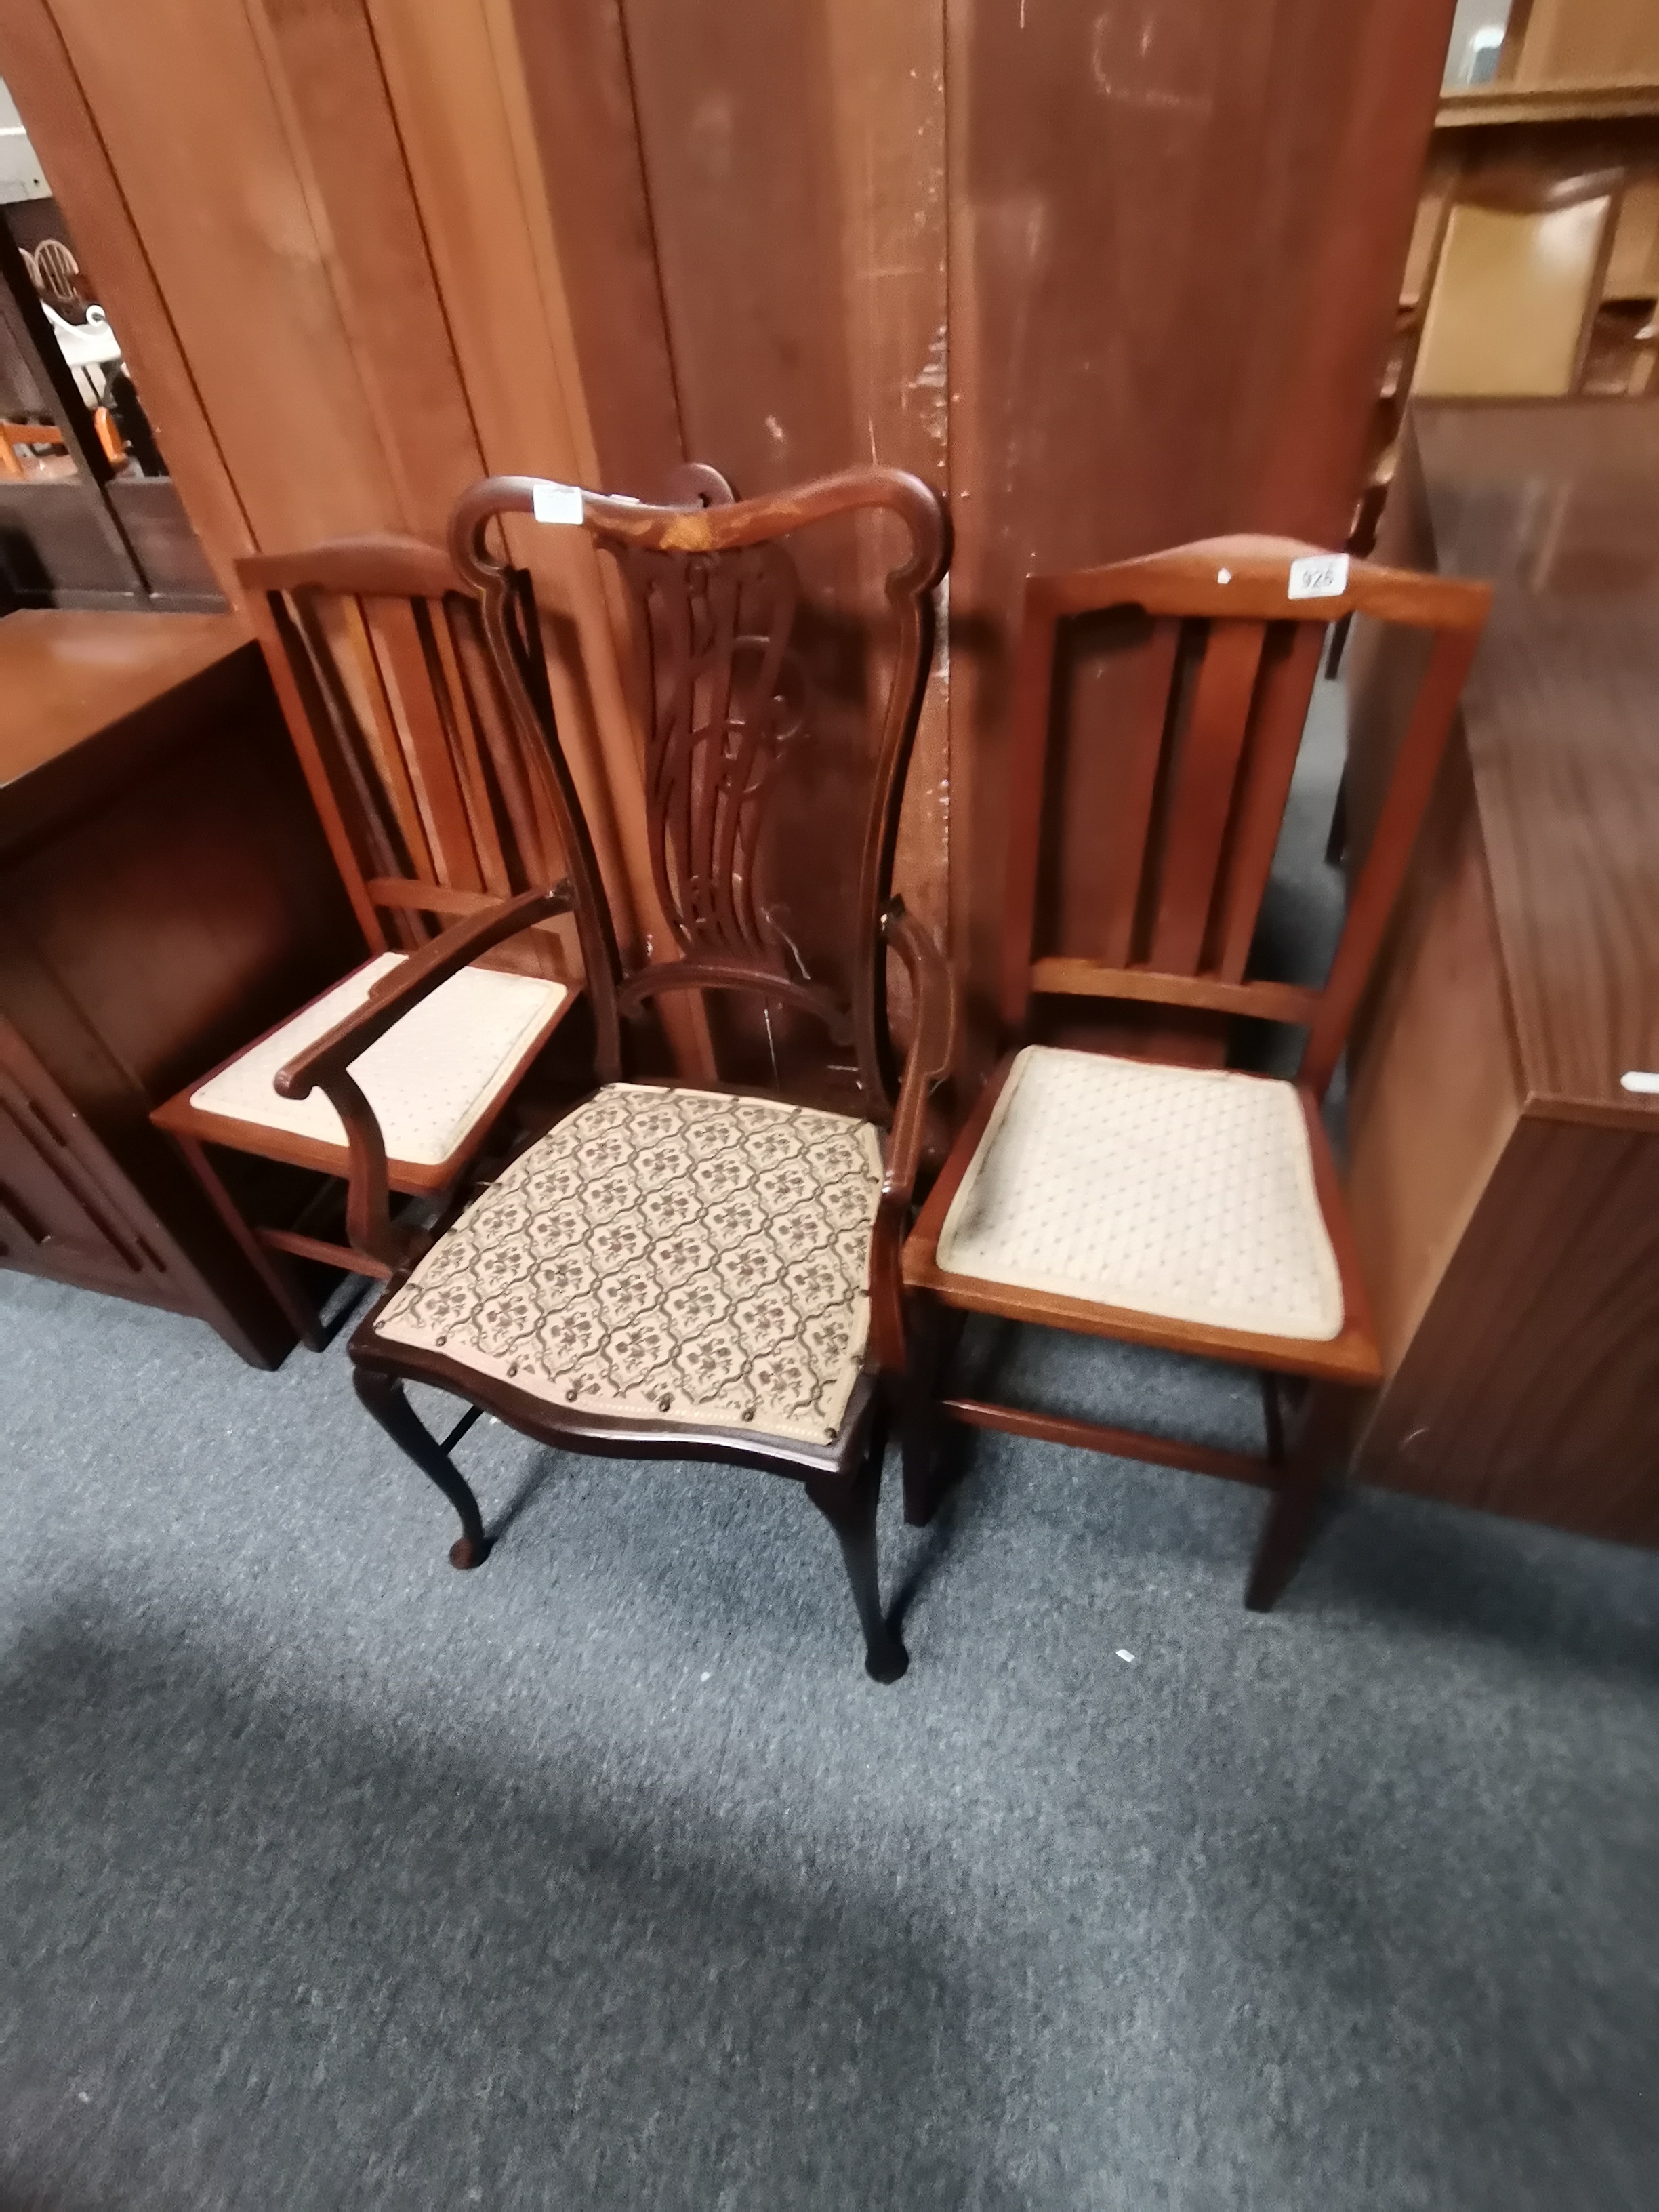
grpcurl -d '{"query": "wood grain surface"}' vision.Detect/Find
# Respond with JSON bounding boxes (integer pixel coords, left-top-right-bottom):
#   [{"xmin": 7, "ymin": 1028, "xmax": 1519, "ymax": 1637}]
[
  {"xmin": 0, "ymin": 610, "xmax": 246, "ymax": 785},
  {"xmin": 1346, "ymin": 399, "xmax": 1659, "ymax": 1544},
  {"xmin": 1414, "ymin": 401, "xmax": 1659, "ymax": 1122}
]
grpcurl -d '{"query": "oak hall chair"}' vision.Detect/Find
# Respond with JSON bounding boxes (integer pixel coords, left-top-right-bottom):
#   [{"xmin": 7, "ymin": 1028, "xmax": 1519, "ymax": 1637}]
[
  {"xmin": 901, "ymin": 536, "xmax": 1490, "ymax": 1610},
  {"xmin": 152, "ymin": 536, "xmax": 582, "ymax": 1347},
  {"xmin": 274, "ymin": 468, "xmax": 953, "ymax": 1682}
]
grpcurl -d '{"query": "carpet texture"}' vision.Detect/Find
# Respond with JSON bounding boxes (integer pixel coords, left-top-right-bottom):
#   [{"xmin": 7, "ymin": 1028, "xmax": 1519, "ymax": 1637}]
[{"xmin": 3, "ymin": 680, "xmax": 1657, "ymax": 2209}]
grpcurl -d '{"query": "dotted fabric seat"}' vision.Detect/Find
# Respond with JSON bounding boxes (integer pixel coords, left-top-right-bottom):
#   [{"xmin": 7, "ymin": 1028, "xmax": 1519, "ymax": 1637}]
[
  {"xmin": 373, "ymin": 1084, "xmax": 885, "ymax": 1444},
  {"xmin": 189, "ymin": 953, "xmax": 569, "ymax": 1169},
  {"xmin": 935, "ymin": 1046, "xmax": 1345, "ymax": 1342}
]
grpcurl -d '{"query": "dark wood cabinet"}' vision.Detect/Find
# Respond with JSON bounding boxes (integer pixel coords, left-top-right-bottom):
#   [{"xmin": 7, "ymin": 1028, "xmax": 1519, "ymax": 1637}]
[{"xmin": 0, "ymin": 607, "xmax": 361, "ymax": 1362}]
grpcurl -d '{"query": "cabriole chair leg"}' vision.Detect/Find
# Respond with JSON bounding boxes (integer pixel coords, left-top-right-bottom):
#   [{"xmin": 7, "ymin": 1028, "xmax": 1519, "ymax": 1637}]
[
  {"xmin": 1245, "ymin": 1381, "xmax": 1353, "ymax": 1612},
  {"xmin": 807, "ymin": 1417, "xmax": 907, "ymax": 1684},
  {"xmin": 354, "ymin": 1364, "xmax": 493, "ymax": 1570}
]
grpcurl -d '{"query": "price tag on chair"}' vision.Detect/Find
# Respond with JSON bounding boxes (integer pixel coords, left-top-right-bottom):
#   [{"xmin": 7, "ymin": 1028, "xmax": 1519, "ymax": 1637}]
[
  {"xmin": 1288, "ymin": 552, "xmax": 1349, "ymax": 599},
  {"xmin": 531, "ymin": 480, "xmax": 585, "ymax": 525}
]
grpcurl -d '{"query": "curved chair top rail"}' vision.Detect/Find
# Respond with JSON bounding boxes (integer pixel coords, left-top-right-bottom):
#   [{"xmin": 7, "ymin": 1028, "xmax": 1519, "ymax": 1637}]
[
  {"xmin": 237, "ymin": 533, "xmax": 468, "ymax": 602},
  {"xmin": 449, "ymin": 466, "xmax": 948, "ymax": 600},
  {"xmin": 446, "ymin": 466, "xmax": 951, "ymax": 1118},
  {"xmin": 1027, "ymin": 534, "xmax": 1490, "ymax": 631}
]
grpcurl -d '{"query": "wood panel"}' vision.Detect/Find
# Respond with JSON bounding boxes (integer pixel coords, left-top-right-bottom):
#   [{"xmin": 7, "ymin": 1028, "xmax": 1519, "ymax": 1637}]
[
  {"xmin": 41, "ymin": 0, "xmax": 400, "ymax": 549},
  {"xmin": 1360, "ymin": 1109, "xmax": 1659, "ymax": 1542},
  {"xmin": 945, "ymin": 0, "xmax": 1457, "ymax": 1071},
  {"xmin": 0, "ymin": 610, "xmax": 361, "ymax": 1363},
  {"xmin": 1513, "ymin": 0, "xmax": 1659, "ymax": 87},
  {"xmin": 609, "ymin": 0, "xmax": 953, "ymax": 956},
  {"xmin": 366, "ymin": 0, "xmax": 654, "ymax": 962},
  {"xmin": 250, "ymin": 0, "xmax": 485, "ymax": 539},
  {"xmin": 1345, "ymin": 737, "xmax": 1523, "ymax": 1377},
  {"xmin": 1414, "ymin": 401, "xmax": 1659, "ymax": 1119},
  {"xmin": 505, "ymin": 0, "xmax": 682, "ymax": 495},
  {"xmin": 1345, "ymin": 398, "xmax": 1659, "ymax": 1547}
]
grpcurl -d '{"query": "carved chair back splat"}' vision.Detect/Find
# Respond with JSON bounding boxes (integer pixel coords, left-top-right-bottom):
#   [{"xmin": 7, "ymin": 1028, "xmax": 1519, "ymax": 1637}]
[
  {"xmin": 904, "ymin": 533, "xmax": 1490, "ymax": 1614},
  {"xmin": 277, "ymin": 470, "xmax": 954, "ymax": 1683},
  {"xmin": 449, "ymin": 467, "xmax": 949, "ymax": 1115}
]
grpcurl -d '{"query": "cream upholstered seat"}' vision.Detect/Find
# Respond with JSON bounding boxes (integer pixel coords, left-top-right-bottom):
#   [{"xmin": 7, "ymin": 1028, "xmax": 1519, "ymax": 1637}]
[
  {"xmin": 935, "ymin": 1046, "xmax": 1344, "ymax": 1342},
  {"xmin": 190, "ymin": 953, "xmax": 569, "ymax": 1169},
  {"xmin": 374, "ymin": 1084, "xmax": 885, "ymax": 1444}
]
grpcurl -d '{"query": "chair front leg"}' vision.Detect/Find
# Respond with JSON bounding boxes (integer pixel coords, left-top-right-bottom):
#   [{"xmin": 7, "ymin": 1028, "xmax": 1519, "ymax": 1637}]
[
  {"xmin": 354, "ymin": 1364, "xmax": 492, "ymax": 1569},
  {"xmin": 806, "ymin": 1405, "xmax": 907, "ymax": 1684},
  {"xmin": 1246, "ymin": 1380, "xmax": 1357, "ymax": 1612}
]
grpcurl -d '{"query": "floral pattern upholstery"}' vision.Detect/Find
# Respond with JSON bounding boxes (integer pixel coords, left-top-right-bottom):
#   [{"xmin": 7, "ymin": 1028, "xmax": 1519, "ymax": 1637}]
[{"xmin": 373, "ymin": 1084, "xmax": 885, "ymax": 1444}]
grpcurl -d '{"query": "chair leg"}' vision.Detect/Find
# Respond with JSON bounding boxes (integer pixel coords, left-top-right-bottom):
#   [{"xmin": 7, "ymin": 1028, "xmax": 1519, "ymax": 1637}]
[
  {"xmin": 353, "ymin": 1364, "xmax": 492, "ymax": 1570},
  {"xmin": 1246, "ymin": 1381, "xmax": 1353, "ymax": 1612},
  {"xmin": 807, "ymin": 1414, "xmax": 907, "ymax": 1685},
  {"xmin": 1324, "ymin": 766, "xmax": 1349, "ymax": 867},
  {"xmin": 899, "ymin": 1293, "xmax": 959, "ymax": 1528}
]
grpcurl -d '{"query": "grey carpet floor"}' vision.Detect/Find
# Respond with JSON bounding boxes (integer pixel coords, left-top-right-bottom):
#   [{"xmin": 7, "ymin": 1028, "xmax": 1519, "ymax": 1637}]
[{"xmin": 4, "ymin": 680, "xmax": 1659, "ymax": 2210}]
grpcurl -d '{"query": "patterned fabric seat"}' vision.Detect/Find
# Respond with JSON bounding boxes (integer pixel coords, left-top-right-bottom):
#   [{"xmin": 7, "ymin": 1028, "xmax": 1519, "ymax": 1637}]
[
  {"xmin": 375, "ymin": 1085, "xmax": 886, "ymax": 1444},
  {"xmin": 935, "ymin": 1046, "xmax": 1344, "ymax": 1342}
]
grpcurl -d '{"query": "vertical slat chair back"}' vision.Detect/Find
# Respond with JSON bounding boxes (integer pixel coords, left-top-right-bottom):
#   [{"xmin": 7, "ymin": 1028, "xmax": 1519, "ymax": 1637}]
[
  {"xmin": 449, "ymin": 469, "xmax": 949, "ymax": 1118},
  {"xmin": 239, "ymin": 537, "xmax": 571, "ymax": 981},
  {"xmin": 1000, "ymin": 535, "xmax": 1490, "ymax": 1094}
]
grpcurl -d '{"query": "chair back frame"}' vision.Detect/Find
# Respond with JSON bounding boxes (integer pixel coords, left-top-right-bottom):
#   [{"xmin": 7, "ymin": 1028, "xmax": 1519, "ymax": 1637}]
[
  {"xmin": 999, "ymin": 534, "xmax": 1490, "ymax": 1094},
  {"xmin": 450, "ymin": 467, "xmax": 949, "ymax": 1123},
  {"xmin": 239, "ymin": 536, "xmax": 573, "ymax": 981},
  {"xmin": 1409, "ymin": 165, "xmax": 1624, "ymax": 403}
]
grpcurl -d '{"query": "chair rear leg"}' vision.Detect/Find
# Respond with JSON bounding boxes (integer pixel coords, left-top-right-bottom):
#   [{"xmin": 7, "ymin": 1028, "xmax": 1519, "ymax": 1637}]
[
  {"xmin": 900, "ymin": 1294, "xmax": 960, "ymax": 1528},
  {"xmin": 354, "ymin": 1364, "xmax": 492, "ymax": 1569},
  {"xmin": 808, "ymin": 1413, "xmax": 907, "ymax": 1684},
  {"xmin": 1246, "ymin": 1381, "xmax": 1353, "ymax": 1611}
]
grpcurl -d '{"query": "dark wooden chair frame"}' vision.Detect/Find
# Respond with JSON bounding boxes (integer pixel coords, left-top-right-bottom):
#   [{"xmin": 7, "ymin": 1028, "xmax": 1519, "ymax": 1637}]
[
  {"xmin": 273, "ymin": 466, "xmax": 953, "ymax": 1681},
  {"xmin": 900, "ymin": 533, "xmax": 1490, "ymax": 1610},
  {"xmin": 152, "ymin": 534, "xmax": 583, "ymax": 1348}
]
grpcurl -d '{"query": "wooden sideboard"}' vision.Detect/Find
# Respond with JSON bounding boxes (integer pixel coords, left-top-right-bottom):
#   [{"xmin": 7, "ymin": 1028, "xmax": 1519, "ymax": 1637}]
[
  {"xmin": 1345, "ymin": 398, "xmax": 1659, "ymax": 1546},
  {"xmin": 0, "ymin": 609, "xmax": 360, "ymax": 1364}
]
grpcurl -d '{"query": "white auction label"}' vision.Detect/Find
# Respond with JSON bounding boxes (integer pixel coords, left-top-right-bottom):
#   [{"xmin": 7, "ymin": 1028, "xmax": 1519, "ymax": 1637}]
[
  {"xmin": 531, "ymin": 480, "xmax": 585, "ymax": 526},
  {"xmin": 1287, "ymin": 552, "xmax": 1349, "ymax": 600}
]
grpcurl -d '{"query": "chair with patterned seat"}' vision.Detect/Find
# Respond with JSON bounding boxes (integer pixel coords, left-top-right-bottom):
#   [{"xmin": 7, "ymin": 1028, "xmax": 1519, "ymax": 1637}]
[
  {"xmin": 899, "ymin": 535, "xmax": 1490, "ymax": 1610},
  {"xmin": 274, "ymin": 466, "xmax": 953, "ymax": 1681}
]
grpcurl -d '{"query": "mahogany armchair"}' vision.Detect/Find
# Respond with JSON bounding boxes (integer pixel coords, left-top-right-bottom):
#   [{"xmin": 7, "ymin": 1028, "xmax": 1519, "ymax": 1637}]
[
  {"xmin": 901, "ymin": 536, "xmax": 1490, "ymax": 1610},
  {"xmin": 152, "ymin": 535, "xmax": 582, "ymax": 1347},
  {"xmin": 276, "ymin": 466, "xmax": 953, "ymax": 1681}
]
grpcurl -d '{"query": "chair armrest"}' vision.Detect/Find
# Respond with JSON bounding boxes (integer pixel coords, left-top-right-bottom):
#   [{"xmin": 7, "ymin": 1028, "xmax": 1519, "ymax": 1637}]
[
  {"xmin": 274, "ymin": 883, "xmax": 573, "ymax": 1270},
  {"xmin": 867, "ymin": 898, "xmax": 954, "ymax": 1371},
  {"xmin": 879, "ymin": 899, "xmax": 954, "ymax": 1212}
]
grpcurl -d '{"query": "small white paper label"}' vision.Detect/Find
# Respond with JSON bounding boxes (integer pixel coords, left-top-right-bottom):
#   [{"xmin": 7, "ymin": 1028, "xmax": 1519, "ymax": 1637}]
[
  {"xmin": 531, "ymin": 480, "xmax": 584, "ymax": 526},
  {"xmin": 1288, "ymin": 552, "xmax": 1349, "ymax": 600},
  {"xmin": 1620, "ymin": 1069, "xmax": 1659, "ymax": 1094}
]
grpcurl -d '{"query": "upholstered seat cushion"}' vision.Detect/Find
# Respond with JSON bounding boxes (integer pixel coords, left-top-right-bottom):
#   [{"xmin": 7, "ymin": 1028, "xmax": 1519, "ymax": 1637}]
[
  {"xmin": 935, "ymin": 1046, "xmax": 1345, "ymax": 1342},
  {"xmin": 190, "ymin": 954, "xmax": 569, "ymax": 1168},
  {"xmin": 374, "ymin": 1084, "xmax": 885, "ymax": 1445}
]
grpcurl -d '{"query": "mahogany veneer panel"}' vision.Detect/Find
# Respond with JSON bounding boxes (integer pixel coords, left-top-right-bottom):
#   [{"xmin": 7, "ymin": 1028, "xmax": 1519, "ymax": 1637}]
[
  {"xmin": 0, "ymin": 609, "xmax": 361, "ymax": 1363},
  {"xmin": 1347, "ymin": 400, "xmax": 1659, "ymax": 1542}
]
